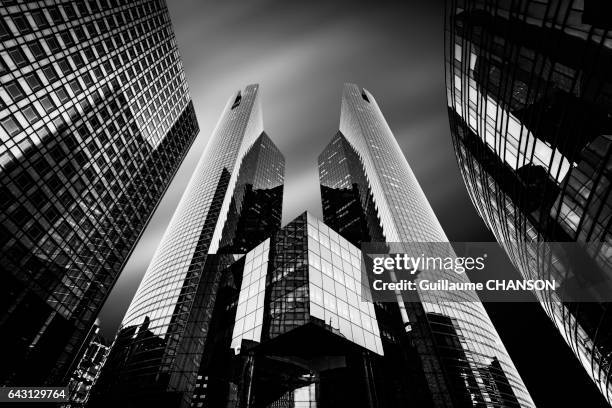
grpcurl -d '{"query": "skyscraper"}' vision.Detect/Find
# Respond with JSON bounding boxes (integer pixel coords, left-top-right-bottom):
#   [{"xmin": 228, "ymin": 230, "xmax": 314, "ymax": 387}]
[
  {"xmin": 0, "ymin": 0, "xmax": 198, "ymax": 386},
  {"xmin": 445, "ymin": 0, "xmax": 612, "ymax": 404},
  {"xmin": 192, "ymin": 209, "xmax": 534, "ymax": 407},
  {"xmin": 317, "ymin": 83, "xmax": 534, "ymax": 407},
  {"xmin": 89, "ymin": 84, "xmax": 285, "ymax": 407},
  {"xmin": 94, "ymin": 83, "xmax": 534, "ymax": 407}
]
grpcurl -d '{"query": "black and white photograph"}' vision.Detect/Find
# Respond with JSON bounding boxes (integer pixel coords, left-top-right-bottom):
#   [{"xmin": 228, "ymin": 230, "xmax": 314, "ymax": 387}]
[{"xmin": 0, "ymin": 1, "xmax": 611, "ymax": 407}]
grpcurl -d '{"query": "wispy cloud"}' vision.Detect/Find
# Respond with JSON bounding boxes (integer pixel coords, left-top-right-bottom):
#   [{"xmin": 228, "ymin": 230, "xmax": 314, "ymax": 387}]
[{"xmin": 98, "ymin": 0, "xmax": 486, "ymax": 338}]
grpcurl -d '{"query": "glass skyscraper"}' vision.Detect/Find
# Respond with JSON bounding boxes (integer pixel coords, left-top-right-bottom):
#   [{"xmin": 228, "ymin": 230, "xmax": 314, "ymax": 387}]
[
  {"xmin": 192, "ymin": 210, "xmax": 532, "ymax": 407},
  {"xmin": 90, "ymin": 84, "xmax": 286, "ymax": 407},
  {"xmin": 0, "ymin": 0, "xmax": 198, "ymax": 387},
  {"xmin": 317, "ymin": 83, "xmax": 534, "ymax": 407},
  {"xmin": 93, "ymin": 83, "xmax": 535, "ymax": 407},
  {"xmin": 445, "ymin": 0, "xmax": 612, "ymax": 403}
]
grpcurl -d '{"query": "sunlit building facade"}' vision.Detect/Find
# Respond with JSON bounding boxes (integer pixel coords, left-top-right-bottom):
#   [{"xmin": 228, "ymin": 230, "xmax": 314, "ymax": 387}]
[
  {"xmin": 445, "ymin": 0, "xmax": 612, "ymax": 404},
  {"xmin": 90, "ymin": 85, "xmax": 285, "ymax": 407},
  {"xmin": 194, "ymin": 213, "xmax": 386, "ymax": 407},
  {"xmin": 0, "ymin": 0, "xmax": 198, "ymax": 386},
  {"xmin": 317, "ymin": 83, "xmax": 535, "ymax": 406},
  {"xmin": 93, "ymin": 82, "xmax": 536, "ymax": 407},
  {"xmin": 192, "ymin": 210, "xmax": 524, "ymax": 407}
]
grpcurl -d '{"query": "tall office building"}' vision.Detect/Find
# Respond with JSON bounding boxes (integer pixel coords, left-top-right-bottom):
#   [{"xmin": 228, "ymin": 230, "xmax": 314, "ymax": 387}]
[
  {"xmin": 191, "ymin": 209, "xmax": 535, "ymax": 408},
  {"xmin": 67, "ymin": 320, "xmax": 110, "ymax": 405},
  {"xmin": 167, "ymin": 83, "xmax": 537, "ymax": 407},
  {"xmin": 89, "ymin": 85, "xmax": 285, "ymax": 407},
  {"xmin": 445, "ymin": 0, "xmax": 612, "ymax": 404},
  {"xmin": 0, "ymin": 0, "xmax": 198, "ymax": 386},
  {"xmin": 317, "ymin": 83, "xmax": 534, "ymax": 407},
  {"xmin": 94, "ymin": 83, "xmax": 534, "ymax": 407}
]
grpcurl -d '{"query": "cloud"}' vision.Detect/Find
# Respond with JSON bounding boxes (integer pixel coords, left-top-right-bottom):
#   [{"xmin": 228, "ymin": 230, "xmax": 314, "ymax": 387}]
[{"xmin": 98, "ymin": 1, "xmax": 488, "ymax": 338}]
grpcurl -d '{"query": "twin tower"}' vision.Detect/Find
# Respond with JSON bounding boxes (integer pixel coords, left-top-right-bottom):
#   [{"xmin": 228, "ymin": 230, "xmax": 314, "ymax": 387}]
[{"xmin": 90, "ymin": 84, "xmax": 535, "ymax": 407}]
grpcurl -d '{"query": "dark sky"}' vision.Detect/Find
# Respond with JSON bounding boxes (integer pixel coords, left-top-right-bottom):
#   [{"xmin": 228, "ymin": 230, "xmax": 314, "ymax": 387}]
[{"xmin": 97, "ymin": 1, "xmax": 607, "ymax": 406}]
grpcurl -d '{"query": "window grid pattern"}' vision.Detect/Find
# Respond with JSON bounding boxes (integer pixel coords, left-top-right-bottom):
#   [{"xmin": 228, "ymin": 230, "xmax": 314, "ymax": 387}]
[
  {"xmin": 265, "ymin": 214, "xmax": 310, "ymax": 339},
  {"xmin": 318, "ymin": 131, "xmax": 385, "ymax": 246},
  {"xmin": 337, "ymin": 83, "xmax": 534, "ymax": 406},
  {"xmin": 102, "ymin": 85, "xmax": 264, "ymax": 403},
  {"xmin": 0, "ymin": 0, "xmax": 197, "ymax": 386},
  {"xmin": 122, "ymin": 85, "xmax": 262, "ymax": 333},
  {"xmin": 231, "ymin": 239, "xmax": 269, "ymax": 351},
  {"xmin": 445, "ymin": 0, "xmax": 612, "ymax": 403},
  {"xmin": 306, "ymin": 213, "xmax": 383, "ymax": 355},
  {"xmin": 216, "ymin": 132, "xmax": 285, "ymax": 254},
  {"xmin": 230, "ymin": 212, "xmax": 383, "ymax": 356}
]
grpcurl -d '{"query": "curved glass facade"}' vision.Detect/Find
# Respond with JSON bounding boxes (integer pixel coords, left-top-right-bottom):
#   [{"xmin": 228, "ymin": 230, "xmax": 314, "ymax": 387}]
[
  {"xmin": 0, "ymin": 0, "xmax": 198, "ymax": 386},
  {"xmin": 322, "ymin": 83, "xmax": 535, "ymax": 406},
  {"xmin": 445, "ymin": 0, "xmax": 612, "ymax": 404},
  {"xmin": 93, "ymin": 81, "xmax": 537, "ymax": 407},
  {"xmin": 121, "ymin": 85, "xmax": 263, "ymax": 335},
  {"xmin": 90, "ymin": 84, "xmax": 286, "ymax": 407}
]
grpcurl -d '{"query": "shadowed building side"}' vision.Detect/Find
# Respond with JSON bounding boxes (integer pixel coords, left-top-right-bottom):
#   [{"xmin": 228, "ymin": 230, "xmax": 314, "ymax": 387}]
[
  {"xmin": 217, "ymin": 132, "xmax": 285, "ymax": 254},
  {"xmin": 0, "ymin": 0, "xmax": 198, "ymax": 387}
]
